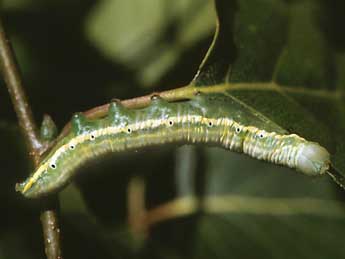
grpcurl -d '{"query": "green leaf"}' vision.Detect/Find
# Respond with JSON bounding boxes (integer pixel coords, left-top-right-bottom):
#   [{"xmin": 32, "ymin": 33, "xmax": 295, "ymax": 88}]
[
  {"xmin": 154, "ymin": 1, "xmax": 345, "ymax": 258},
  {"xmin": 86, "ymin": 0, "xmax": 215, "ymax": 87},
  {"xmin": 193, "ymin": 0, "xmax": 345, "ymax": 176}
]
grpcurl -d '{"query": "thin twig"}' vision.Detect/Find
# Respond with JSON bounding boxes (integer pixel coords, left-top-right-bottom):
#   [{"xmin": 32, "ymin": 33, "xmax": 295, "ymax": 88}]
[
  {"xmin": 40, "ymin": 203, "xmax": 62, "ymax": 259},
  {"xmin": 141, "ymin": 195, "xmax": 345, "ymax": 228},
  {"xmin": 0, "ymin": 19, "xmax": 42, "ymax": 161},
  {"xmin": 0, "ymin": 17, "xmax": 63, "ymax": 259}
]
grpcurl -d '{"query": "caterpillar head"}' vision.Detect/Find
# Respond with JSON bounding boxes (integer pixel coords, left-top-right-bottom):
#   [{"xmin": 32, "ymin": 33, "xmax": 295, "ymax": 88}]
[
  {"xmin": 16, "ymin": 137, "xmax": 79, "ymax": 199},
  {"xmin": 15, "ymin": 157, "xmax": 67, "ymax": 198}
]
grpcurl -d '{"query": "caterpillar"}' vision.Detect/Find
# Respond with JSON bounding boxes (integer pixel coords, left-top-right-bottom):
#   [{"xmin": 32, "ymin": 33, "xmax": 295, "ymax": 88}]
[{"xmin": 16, "ymin": 93, "xmax": 330, "ymax": 198}]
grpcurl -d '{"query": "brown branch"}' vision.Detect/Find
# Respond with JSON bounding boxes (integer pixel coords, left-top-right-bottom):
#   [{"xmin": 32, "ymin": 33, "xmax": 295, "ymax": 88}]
[
  {"xmin": 127, "ymin": 177, "xmax": 147, "ymax": 238},
  {"xmin": 0, "ymin": 18, "xmax": 63, "ymax": 259},
  {"xmin": 40, "ymin": 202, "xmax": 62, "ymax": 259},
  {"xmin": 0, "ymin": 19, "xmax": 42, "ymax": 161}
]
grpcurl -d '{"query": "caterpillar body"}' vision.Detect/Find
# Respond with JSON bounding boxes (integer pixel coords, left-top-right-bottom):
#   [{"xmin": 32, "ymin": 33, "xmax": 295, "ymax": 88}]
[{"xmin": 16, "ymin": 93, "xmax": 330, "ymax": 198}]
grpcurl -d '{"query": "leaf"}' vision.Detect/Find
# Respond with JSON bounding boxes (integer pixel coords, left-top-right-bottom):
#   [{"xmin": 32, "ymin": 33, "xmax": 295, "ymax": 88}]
[
  {"xmin": 193, "ymin": 0, "xmax": 345, "ymax": 176},
  {"xmin": 147, "ymin": 0, "xmax": 345, "ymax": 259},
  {"xmin": 86, "ymin": 0, "xmax": 215, "ymax": 87}
]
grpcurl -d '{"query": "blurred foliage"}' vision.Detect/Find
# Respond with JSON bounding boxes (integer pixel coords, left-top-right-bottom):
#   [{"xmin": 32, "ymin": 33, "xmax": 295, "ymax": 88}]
[{"xmin": 0, "ymin": 0, "xmax": 345, "ymax": 259}]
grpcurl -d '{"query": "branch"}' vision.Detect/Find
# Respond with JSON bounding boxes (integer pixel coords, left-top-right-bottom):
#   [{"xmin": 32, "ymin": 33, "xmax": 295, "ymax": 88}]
[
  {"xmin": 0, "ymin": 18, "xmax": 63, "ymax": 259},
  {"xmin": 0, "ymin": 20, "xmax": 42, "ymax": 160},
  {"xmin": 140, "ymin": 195, "xmax": 345, "ymax": 229}
]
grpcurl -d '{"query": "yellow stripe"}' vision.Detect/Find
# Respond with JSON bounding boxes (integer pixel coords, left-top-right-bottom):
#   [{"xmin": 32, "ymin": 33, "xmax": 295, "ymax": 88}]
[{"xmin": 22, "ymin": 115, "xmax": 306, "ymax": 193}]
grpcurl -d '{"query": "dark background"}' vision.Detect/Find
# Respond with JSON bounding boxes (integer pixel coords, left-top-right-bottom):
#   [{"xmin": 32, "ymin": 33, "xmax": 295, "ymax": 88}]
[{"xmin": 1, "ymin": 0, "xmax": 345, "ymax": 259}]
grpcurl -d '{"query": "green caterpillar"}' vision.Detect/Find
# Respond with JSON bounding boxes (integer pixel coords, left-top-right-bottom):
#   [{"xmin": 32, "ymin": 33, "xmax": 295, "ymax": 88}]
[{"xmin": 16, "ymin": 93, "xmax": 330, "ymax": 198}]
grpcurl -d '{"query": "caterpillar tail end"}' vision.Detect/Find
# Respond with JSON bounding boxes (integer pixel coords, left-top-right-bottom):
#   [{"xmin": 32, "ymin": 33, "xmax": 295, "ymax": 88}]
[
  {"xmin": 15, "ymin": 179, "xmax": 33, "ymax": 196},
  {"xmin": 296, "ymin": 142, "xmax": 330, "ymax": 176}
]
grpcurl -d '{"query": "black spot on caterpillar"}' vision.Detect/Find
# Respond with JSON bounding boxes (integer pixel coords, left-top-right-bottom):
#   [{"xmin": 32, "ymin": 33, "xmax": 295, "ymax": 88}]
[{"xmin": 16, "ymin": 93, "xmax": 330, "ymax": 198}]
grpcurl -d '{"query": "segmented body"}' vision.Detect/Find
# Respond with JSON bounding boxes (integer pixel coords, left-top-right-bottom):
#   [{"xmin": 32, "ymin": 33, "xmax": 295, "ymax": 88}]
[{"xmin": 16, "ymin": 94, "xmax": 330, "ymax": 198}]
